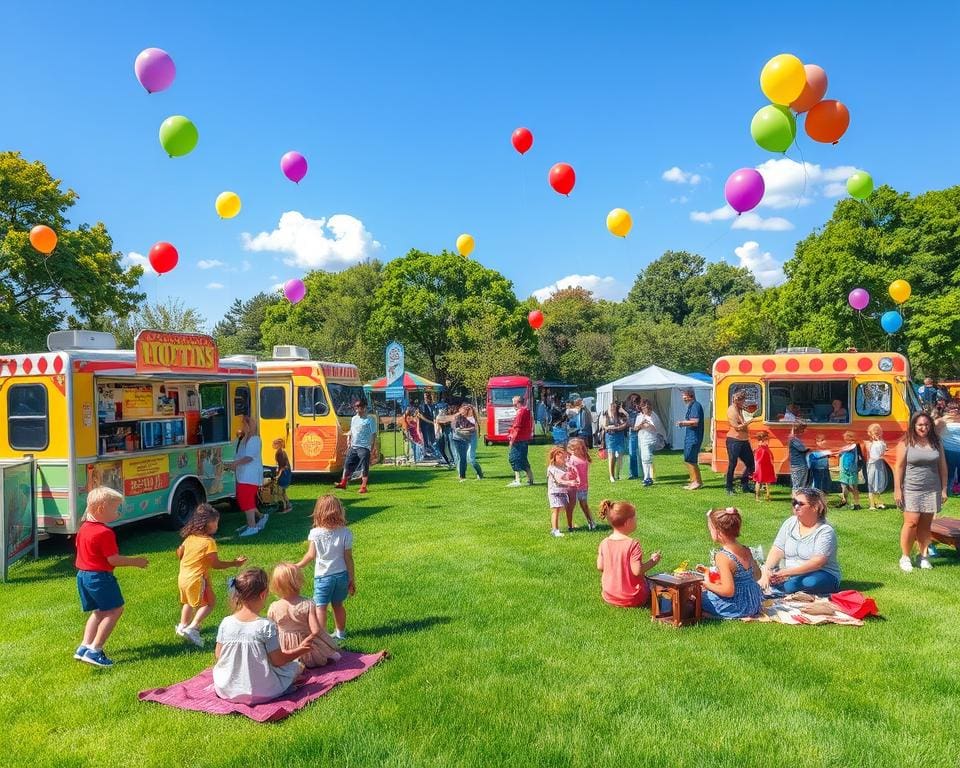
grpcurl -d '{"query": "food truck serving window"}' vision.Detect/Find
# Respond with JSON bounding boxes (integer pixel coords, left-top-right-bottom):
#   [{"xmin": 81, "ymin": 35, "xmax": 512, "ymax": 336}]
[
  {"xmin": 8, "ymin": 384, "xmax": 49, "ymax": 450},
  {"xmin": 766, "ymin": 380, "xmax": 850, "ymax": 423},
  {"xmin": 328, "ymin": 384, "xmax": 366, "ymax": 417},
  {"xmin": 489, "ymin": 386, "xmax": 527, "ymax": 407},
  {"xmin": 97, "ymin": 381, "xmax": 188, "ymax": 453},
  {"xmin": 298, "ymin": 386, "xmax": 330, "ymax": 417},
  {"xmin": 857, "ymin": 382, "xmax": 892, "ymax": 417}
]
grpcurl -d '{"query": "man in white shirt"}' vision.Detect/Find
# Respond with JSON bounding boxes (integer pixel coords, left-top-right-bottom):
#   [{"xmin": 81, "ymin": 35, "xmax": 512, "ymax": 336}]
[{"xmin": 335, "ymin": 398, "xmax": 378, "ymax": 494}]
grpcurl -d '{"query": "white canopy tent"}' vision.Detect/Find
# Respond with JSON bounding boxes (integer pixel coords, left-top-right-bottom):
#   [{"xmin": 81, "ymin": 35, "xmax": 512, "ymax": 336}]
[{"xmin": 595, "ymin": 365, "xmax": 713, "ymax": 449}]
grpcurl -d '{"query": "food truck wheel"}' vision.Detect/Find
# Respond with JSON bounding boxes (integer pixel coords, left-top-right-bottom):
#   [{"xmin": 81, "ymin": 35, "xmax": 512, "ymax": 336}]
[{"xmin": 167, "ymin": 480, "xmax": 205, "ymax": 530}]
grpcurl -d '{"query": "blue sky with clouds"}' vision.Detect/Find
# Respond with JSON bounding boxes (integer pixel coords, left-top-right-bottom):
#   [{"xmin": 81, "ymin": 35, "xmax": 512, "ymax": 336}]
[{"xmin": 2, "ymin": 1, "xmax": 957, "ymax": 325}]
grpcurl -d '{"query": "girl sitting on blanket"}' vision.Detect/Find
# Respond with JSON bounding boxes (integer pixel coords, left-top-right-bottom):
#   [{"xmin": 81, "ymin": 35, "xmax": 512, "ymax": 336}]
[
  {"xmin": 213, "ymin": 567, "xmax": 314, "ymax": 704},
  {"xmin": 268, "ymin": 562, "xmax": 342, "ymax": 667},
  {"xmin": 699, "ymin": 507, "xmax": 762, "ymax": 619}
]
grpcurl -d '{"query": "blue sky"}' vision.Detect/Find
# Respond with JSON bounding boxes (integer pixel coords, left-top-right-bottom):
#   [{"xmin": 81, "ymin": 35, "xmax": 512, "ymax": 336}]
[{"xmin": 3, "ymin": 1, "xmax": 958, "ymax": 326}]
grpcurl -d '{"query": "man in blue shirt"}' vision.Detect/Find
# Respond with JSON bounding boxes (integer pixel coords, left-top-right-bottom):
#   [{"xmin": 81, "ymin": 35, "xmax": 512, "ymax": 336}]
[
  {"xmin": 335, "ymin": 398, "xmax": 378, "ymax": 494},
  {"xmin": 676, "ymin": 388, "xmax": 705, "ymax": 490}
]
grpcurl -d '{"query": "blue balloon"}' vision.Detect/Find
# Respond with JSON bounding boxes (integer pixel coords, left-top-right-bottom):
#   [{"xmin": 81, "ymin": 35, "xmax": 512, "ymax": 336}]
[{"xmin": 881, "ymin": 310, "xmax": 903, "ymax": 334}]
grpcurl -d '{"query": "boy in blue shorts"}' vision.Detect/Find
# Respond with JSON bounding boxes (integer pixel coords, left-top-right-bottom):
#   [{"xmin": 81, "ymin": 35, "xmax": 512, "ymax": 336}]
[{"xmin": 74, "ymin": 487, "xmax": 149, "ymax": 667}]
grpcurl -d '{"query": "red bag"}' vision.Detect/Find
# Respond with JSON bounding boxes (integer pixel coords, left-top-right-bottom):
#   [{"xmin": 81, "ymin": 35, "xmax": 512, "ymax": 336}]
[
  {"xmin": 829, "ymin": 589, "xmax": 878, "ymax": 620},
  {"xmin": 598, "ymin": 448, "xmax": 607, "ymax": 460}
]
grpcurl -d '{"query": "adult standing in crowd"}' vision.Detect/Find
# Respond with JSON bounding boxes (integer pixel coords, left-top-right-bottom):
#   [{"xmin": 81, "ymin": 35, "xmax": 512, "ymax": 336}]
[
  {"xmin": 451, "ymin": 403, "xmax": 484, "ymax": 481},
  {"xmin": 433, "ymin": 394, "xmax": 454, "ymax": 468},
  {"xmin": 335, "ymin": 398, "xmax": 378, "ymax": 494},
  {"xmin": 937, "ymin": 403, "xmax": 960, "ymax": 495},
  {"xmin": 625, "ymin": 394, "xmax": 642, "ymax": 481},
  {"xmin": 635, "ymin": 398, "xmax": 665, "ymax": 487},
  {"xmin": 918, "ymin": 377, "xmax": 944, "ymax": 413},
  {"xmin": 575, "ymin": 398, "xmax": 593, "ymax": 448},
  {"xmin": 536, "ymin": 396, "xmax": 550, "ymax": 437},
  {"xmin": 599, "ymin": 400, "xmax": 629, "ymax": 483},
  {"xmin": 758, "ymin": 487, "xmax": 841, "ymax": 595},
  {"xmin": 226, "ymin": 415, "xmax": 265, "ymax": 537},
  {"xmin": 417, "ymin": 393, "xmax": 440, "ymax": 463},
  {"xmin": 507, "ymin": 395, "xmax": 535, "ymax": 487},
  {"xmin": 725, "ymin": 389, "xmax": 756, "ymax": 496},
  {"xmin": 676, "ymin": 388, "xmax": 705, "ymax": 490},
  {"xmin": 895, "ymin": 411, "xmax": 948, "ymax": 572}
]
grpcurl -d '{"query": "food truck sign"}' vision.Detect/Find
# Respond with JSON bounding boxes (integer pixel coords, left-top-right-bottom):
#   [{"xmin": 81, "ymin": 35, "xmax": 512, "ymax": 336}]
[{"xmin": 135, "ymin": 331, "xmax": 219, "ymax": 374}]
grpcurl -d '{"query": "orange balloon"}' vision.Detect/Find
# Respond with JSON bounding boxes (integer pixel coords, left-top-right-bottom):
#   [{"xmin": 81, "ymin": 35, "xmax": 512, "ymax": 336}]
[
  {"xmin": 804, "ymin": 99, "xmax": 850, "ymax": 144},
  {"xmin": 790, "ymin": 64, "xmax": 828, "ymax": 113},
  {"xmin": 29, "ymin": 224, "xmax": 58, "ymax": 254}
]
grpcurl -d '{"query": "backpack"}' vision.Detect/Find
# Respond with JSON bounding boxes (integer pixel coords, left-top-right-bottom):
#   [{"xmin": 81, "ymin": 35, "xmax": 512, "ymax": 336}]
[{"xmin": 840, "ymin": 449, "xmax": 857, "ymax": 473}]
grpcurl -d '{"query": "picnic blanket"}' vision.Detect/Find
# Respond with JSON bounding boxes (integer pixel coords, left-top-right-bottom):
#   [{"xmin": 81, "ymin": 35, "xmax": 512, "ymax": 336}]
[
  {"xmin": 138, "ymin": 650, "xmax": 387, "ymax": 722},
  {"xmin": 744, "ymin": 593, "xmax": 865, "ymax": 626}
]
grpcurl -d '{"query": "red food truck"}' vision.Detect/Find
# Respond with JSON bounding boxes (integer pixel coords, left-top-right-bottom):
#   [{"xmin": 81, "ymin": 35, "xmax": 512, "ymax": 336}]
[{"xmin": 484, "ymin": 376, "xmax": 533, "ymax": 445}]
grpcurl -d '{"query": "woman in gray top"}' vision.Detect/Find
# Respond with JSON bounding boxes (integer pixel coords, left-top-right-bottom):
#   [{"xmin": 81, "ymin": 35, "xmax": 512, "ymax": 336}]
[{"xmin": 894, "ymin": 411, "xmax": 948, "ymax": 573}]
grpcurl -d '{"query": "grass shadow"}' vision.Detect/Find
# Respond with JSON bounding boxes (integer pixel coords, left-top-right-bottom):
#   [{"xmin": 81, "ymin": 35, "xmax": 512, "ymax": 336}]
[
  {"xmin": 839, "ymin": 580, "xmax": 884, "ymax": 591},
  {"xmin": 351, "ymin": 615, "xmax": 453, "ymax": 639}
]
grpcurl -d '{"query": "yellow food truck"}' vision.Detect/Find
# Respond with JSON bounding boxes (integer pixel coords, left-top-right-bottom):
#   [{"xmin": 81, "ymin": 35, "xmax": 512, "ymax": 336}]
[
  {"xmin": 0, "ymin": 330, "xmax": 258, "ymax": 535},
  {"xmin": 256, "ymin": 346, "xmax": 368, "ymax": 474},
  {"xmin": 712, "ymin": 349, "xmax": 919, "ymax": 479}
]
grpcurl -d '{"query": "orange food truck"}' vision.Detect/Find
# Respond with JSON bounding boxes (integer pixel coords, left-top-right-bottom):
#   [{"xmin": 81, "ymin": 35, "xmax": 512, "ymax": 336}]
[{"xmin": 711, "ymin": 350, "xmax": 919, "ymax": 481}]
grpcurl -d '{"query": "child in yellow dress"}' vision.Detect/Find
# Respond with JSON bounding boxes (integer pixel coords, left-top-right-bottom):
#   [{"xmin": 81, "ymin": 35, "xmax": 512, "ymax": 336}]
[{"xmin": 268, "ymin": 562, "xmax": 342, "ymax": 667}]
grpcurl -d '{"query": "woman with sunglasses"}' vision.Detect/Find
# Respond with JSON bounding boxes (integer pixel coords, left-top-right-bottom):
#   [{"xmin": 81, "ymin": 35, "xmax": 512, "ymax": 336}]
[
  {"xmin": 757, "ymin": 487, "xmax": 840, "ymax": 595},
  {"xmin": 895, "ymin": 410, "xmax": 948, "ymax": 572}
]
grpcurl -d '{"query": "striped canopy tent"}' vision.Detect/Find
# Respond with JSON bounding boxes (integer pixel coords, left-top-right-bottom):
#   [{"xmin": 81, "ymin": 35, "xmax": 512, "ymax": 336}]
[{"xmin": 364, "ymin": 371, "xmax": 444, "ymax": 393}]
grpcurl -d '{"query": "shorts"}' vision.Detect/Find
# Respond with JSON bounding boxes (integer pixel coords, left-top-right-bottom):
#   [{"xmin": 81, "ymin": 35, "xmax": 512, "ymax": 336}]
[
  {"xmin": 508, "ymin": 441, "xmax": 530, "ymax": 472},
  {"xmin": 77, "ymin": 570, "xmax": 124, "ymax": 612},
  {"xmin": 344, "ymin": 447, "xmax": 371, "ymax": 476},
  {"xmin": 604, "ymin": 432, "xmax": 625, "ymax": 454},
  {"xmin": 576, "ymin": 489, "xmax": 589, "ymax": 502},
  {"xmin": 683, "ymin": 440, "xmax": 702, "ymax": 465},
  {"xmin": 178, "ymin": 575, "xmax": 213, "ymax": 608},
  {"xmin": 236, "ymin": 482, "xmax": 258, "ymax": 512},
  {"xmin": 277, "ymin": 468, "xmax": 292, "ymax": 489},
  {"xmin": 549, "ymin": 490, "xmax": 570, "ymax": 508},
  {"xmin": 314, "ymin": 571, "xmax": 349, "ymax": 606},
  {"xmin": 902, "ymin": 489, "xmax": 941, "ymax": 515}
]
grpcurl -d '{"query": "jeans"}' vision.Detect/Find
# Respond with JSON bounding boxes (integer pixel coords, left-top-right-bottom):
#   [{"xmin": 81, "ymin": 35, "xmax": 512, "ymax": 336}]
[
  {"xmin": 778, "ymin": 570, "xmax": 839, "ymax": 595},
  {"xmin": 627, "ymin": 430, "xmax": 640, "ymax": 479},
  {"xmin": 452, "ymin": 437, "xmax": 483, "ymax": 479},
  {"xmin": 725, "ymin": 437, "xmax": 755, "ymax": 491},
  {"xmin": 810, "ymin": 466, "xmax": 831, "ymax": 493},
  {"xmin": 946, "ymin": 449, "xmax": 960, "ymax": 494},
  {"xmin": 639, "ymin": 438, "xmax": 655, "ymax": 481},
  {"xmin": 466, "ymin": 435, "xmax": 483, "ymax": 477},
  {"xmin": 435, "ymin": 430, "xmax": 452, "ymax": 465}
]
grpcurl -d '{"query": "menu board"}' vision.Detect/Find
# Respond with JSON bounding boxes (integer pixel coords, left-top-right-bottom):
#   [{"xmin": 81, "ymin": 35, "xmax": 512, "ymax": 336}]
[{"xmin": 122, "ymin": 385, "xmax": 154, "ymax": 419}]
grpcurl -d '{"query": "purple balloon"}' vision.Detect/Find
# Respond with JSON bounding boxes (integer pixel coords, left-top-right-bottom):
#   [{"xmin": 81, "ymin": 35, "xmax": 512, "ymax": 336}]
[
  {"xmin": 134, "ymin": 48, "xmax": 176, "ymax": 94},
  {"xmin": 280, "ymin": 151, "xmax": 308, "ymax": 183},
  {"xmin": 848, "ymin": 288, "xmax": 870, "ymax": 311},
  {"xmin": 284, "ymin": 278, "xmax": 306, "ymax": 304},
  {"xmin": 724, "ymin": 168, "xmax": 765, "ymax": 214}
]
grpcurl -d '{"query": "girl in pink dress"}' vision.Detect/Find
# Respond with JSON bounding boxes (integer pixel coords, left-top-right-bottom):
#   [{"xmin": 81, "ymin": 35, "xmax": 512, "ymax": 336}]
[
  {"xmin": 565, "ymin": 438, "xmax": 597, "ymax": 531},
  {"xmin": 752, "ymin": 431, "xmax": 777, "ymax": 501}
]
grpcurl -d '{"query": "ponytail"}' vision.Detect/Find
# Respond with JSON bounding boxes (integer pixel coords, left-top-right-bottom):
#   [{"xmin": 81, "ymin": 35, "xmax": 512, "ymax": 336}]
[{"xmin": 598, "ymin": 499, "xmax": 636, "ymax": 528}]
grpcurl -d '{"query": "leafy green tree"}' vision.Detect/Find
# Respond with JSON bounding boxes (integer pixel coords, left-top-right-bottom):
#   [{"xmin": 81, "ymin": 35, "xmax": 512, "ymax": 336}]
[
  {"xmin": 0, "ymin": 152, "xmax": 144, "ymax": 351},
  {"xmin": 625, "ymin": 250, "xmax": 707, "ymax": 324},
  {"xmin": 611, "ymin": 316, "xmax": 719, "ymax": 377},
  {"xmin": 445, "ymin": 309, "xmax": 533, "ymax": 396},
  {"xmin": 88, "ymin": 298, "xmax": 206, "ymax": 349},
  {"xmin": 533, "ymin": 287, "xmax": 614, "ymax": 388},
  {"xmin": 213, "ymin": 292, "xmax": 278, "ymax": 357},
  {"xmin": 368, "ymin": 250, "xmax": 527, "ymax": 386}
]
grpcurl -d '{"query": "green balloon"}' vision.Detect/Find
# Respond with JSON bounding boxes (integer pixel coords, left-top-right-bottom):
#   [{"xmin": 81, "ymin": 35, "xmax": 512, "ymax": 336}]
[
  {"xmin": 159, "ymin": 115, "xmax": 199, "ymax": 158},
  {"xmin": 750, "ymin": 104, "xmax": 796, "ymax": 153},
  {"xmin": 846, "ymin": 170, "xmax": 874, "ymax": 200}
]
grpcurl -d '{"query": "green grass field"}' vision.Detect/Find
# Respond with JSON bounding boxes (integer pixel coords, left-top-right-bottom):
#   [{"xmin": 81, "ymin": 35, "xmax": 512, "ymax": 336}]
[{"xmin": 3, "ymin": 443, "xmax": 960, "ymax": 767}]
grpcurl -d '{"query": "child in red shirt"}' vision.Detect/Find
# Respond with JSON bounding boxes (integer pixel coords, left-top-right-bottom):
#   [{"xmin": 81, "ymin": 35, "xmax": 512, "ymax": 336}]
[
  {"xmin": 74, "ymin": 487, "xmax": 148, "ymax": 667},
  {"xmin": 596, "ymin": 500, "xmax": 661, "ymax": 607}
]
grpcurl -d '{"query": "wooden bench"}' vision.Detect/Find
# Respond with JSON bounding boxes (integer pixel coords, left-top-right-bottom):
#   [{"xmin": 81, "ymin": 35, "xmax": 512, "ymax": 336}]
[{"xmin": 931, "ymin": 517, "xmax": 960, "ymax": 553}]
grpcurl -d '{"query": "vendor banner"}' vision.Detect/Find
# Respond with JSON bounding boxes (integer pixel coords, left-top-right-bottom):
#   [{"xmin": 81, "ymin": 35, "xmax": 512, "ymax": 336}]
[
  {"xmin": 122, "ymin": 454, "xmax": 171, "ymax": 496},
  {"xmin": 1, "ymin": 459, "xmax": 36, "ymax": 581},
  {"xmin": 136, "ymin": 330, "xmax": 219, "ymax": 374}
]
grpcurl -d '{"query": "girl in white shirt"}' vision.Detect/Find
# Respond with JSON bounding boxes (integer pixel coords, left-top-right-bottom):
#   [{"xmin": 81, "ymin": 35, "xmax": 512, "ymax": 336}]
[{"xmin": 866, "ymin": 423, "xmax": 888, "ymax": 510}]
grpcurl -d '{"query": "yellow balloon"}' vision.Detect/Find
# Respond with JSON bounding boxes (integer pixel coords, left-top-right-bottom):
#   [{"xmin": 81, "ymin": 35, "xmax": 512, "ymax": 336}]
[
  {"xmin": 889, "ymin": 279, "xmax": 912, "ymax": 304},
  {"xmin": 215, "ymin": 191, "xmax": 242, "ymax": 219},
  {"xmin": 760, "ymin": 54, "xmax": 807, "ymax": 106},
  {"xmin": 606, "ymin": 208, "xmax": 632, "ymax": 238},
  {"xmin": 456, "ymin": 233, "xmax": 475, "ymax": 257}
]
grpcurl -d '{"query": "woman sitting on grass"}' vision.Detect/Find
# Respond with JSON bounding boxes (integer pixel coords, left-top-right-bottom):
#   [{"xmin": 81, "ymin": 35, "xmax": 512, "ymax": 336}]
[{"xmin": 699, "ymin": 507, "xmax": 762, "ymax": 619}]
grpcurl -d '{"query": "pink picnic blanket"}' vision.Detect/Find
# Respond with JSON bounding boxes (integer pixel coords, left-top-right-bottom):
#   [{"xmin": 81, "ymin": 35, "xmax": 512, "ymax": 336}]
[{"xmin": 138, "ymin": 650, "xmax": 386, "ymax": 722}]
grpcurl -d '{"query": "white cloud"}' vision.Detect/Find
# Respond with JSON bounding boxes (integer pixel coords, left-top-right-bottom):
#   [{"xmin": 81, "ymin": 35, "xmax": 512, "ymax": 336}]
[
  {"xmin": 670, "ymin": 195, "xmax": 690, "ymax": 205},
  {"xmin": 690, "ymin": 206, "xmax": 736, "ymax": 223},
  {"xmin": 269, "ymin": 283, "xmax": 284, "ymax": 294},
  {"xmin": 197, "ymin": 259, "xmax": 225, "ymax": 270},
  {"xmin": 731, "ymin": 212, "xmax": 795, "ymax": 231},
  {"xmin": 532, "ymin": 274, "xmax": 628, "ymax": 302},
  {"xmin": 755, "ymin": 159, "xmax": 858, "ymax": 209},
  {"xmin": 662, "ymin": 166, "xmax": 702, "ymax": 185},
  {"xmin": 121, "ymin": 251, "xmax": 155, "ymax": 276},
  {"xmin": 733, "ymin": 241, "xmax": 785, "ymax": 287},
  {"xmin": 242, "ymin": 211, "xmax": 381, "ymax": 269},
  {"xmin": 207, "ymin": 282, "xmax": 225, "ymax": 290},
  {"xmin": 240, "ymin": 259, "xmax": 252, "ymax": 272}
]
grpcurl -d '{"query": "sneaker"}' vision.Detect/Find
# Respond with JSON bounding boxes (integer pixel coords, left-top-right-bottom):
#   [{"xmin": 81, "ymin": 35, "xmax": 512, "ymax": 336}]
[
  {"xmin": 643, "ymin": 479, "xmax": 653, "ymax": 487},
  {"xmin": 919, "ymin": 557, "xmax": 933, "ymax": 570},
  {"xmin": 73, "ymin": 645, "xmax": 89, "ymax": 661},
  {"xmin": 334, "ymin": 480, "xmax": 347, "ymax": 490},
  {"xmin": 587, "ymin": 521, "xmax": 597, "ymax": 531},
  {"xmin": 175, "ymin": 623, "xmax": 186, "ymax": 638},
  {"xmin": 928, "ymin": 544, "xmax": 938, "ymax": 557},
  {"xmin": 256, "ymin": 513, "xmax": 270, "ymax": 531},
  {"xmin": 359, "ymin": 486, "xmax": 368, "ymax": 494},
  {"xmin": 852, "ymin": 505, "xmax": 861, "ymax": 510},
  {"xmin": 899, "ymin": 555, "xmax": 913, "ymax": 573},
  {"xmin": 868, "ymin": 506, "xmax": 877, "ymax": 511},
  {"xmin": 567, "ymin": 526, "xmax": 575, "ymax": 533},
  {"xmin": 609, "ymin": 476, "xmax": 616, "ymax": 483},
  {"xmin": 82, "ymin": 649, "xmax": 114, "ymax": 668},
  {"xmin": 506, "ymin": 480, "xmax": 522, "ymax": 487},
  {"xmin": 183, "ymin": 627, "xmax": 204, "ymax": 647},
  {"xmin": 239, "ymin": 526, "xmax": 259, "ymax": 537},
  {"xmin": 332, "ymin": 630, "xmax": 346, "ymax": 641},
  {"xmin": 550, "ymin": 528, "xmax": 564, "ymax": 538}
]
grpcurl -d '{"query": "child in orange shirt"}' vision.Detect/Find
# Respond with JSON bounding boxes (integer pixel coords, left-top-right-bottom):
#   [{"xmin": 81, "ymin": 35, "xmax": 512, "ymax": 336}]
[
  {"xmin": 596, "ymin": 500, "xmax": 661, "ymax": 607},
  {"xmin": 176, "ymin": 504, "xmax": 247, "ymax": 647}
]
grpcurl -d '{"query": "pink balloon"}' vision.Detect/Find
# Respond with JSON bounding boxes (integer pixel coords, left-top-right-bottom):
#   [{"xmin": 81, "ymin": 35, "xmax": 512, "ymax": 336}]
[
  {"xmin": 790, "ymin": 64, "xmax": 828, "ymax": 114},
  {"xmin": 134, "ymin": 48, "xmax": 176, "ymax": 94},
  {"xmin": 284, "ymin": 278, "xmax": 306, "ymax": 304},
  {"xmin": 848, "ymin": 288, "xmax": 870, "ymax": 311},
  {"xmin": 724, "ymin": 168, "xmax": 765, "ymax": 214},
  {"xmin": 280, "ymin": 151, "xmax": 308, "ymax": 183}
]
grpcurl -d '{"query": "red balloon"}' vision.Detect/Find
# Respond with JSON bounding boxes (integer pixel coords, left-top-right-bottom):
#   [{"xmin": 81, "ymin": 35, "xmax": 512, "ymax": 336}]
[
  {"xmin": 528, "ymin": 309, "xmax": 544, "ymax": 330},
  {"xmin": 804, "ymin": 99, "xmax": 850, "ymax": 144},
  {"xmin": 511, "ymin": 127, "xmax": 533, "ymax": 155},
  {"xmin": 148, "ymin": 241, "xmax": 179, "ymax": 274},
  {"xmin": 548, "ymin": 163, "xmax": 576, "ymax": 196}
]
